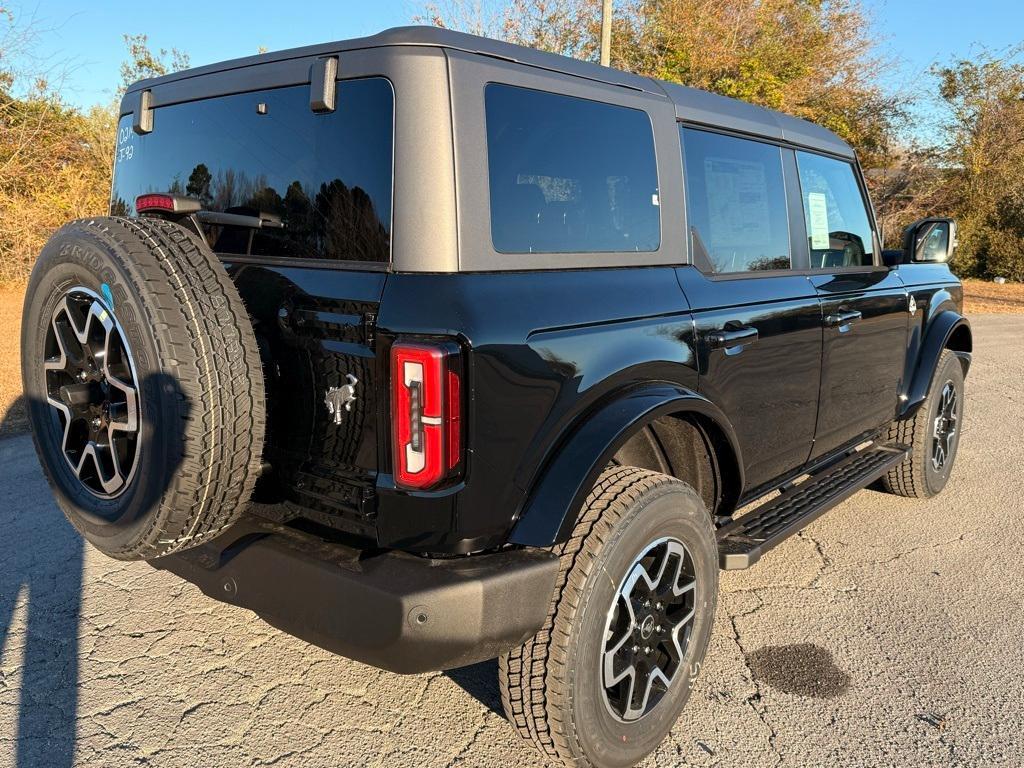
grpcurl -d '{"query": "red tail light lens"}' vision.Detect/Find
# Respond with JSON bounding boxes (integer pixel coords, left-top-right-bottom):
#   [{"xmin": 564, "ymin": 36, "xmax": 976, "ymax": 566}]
[
  {"xmin": 135, "ymin": 194, "xmax": 176, "ymax": 212},
  {"xmin": 391, "ymin": 342, "xmax": 463, "ymax": 489},
  {"xmin": 134, "ymin": 194, "xmax": 201, "ymax": 214}
]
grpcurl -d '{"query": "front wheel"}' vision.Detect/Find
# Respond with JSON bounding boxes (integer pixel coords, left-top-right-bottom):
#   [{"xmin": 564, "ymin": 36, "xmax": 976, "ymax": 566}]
[
  {"xmin": 881, "ymin": 349, "xmax": 965, "ymax": 498},
  {"xmin": 499, "ymin": 467, "xmax": 718, "ymax": 768}
]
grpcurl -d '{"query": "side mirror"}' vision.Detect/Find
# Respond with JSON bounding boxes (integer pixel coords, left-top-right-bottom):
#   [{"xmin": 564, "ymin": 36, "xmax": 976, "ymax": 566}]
[{"xmin": 902, "ymin": 218, "xmax": 957, "ymax": 264}]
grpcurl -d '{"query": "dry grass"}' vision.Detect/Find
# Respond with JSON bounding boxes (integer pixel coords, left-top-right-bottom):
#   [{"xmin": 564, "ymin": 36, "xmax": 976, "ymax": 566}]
[
  {"xmin": 1, "ymin": 282, "xmax": 26, "ymax": 436},
  {"xmin": 962, "ymin": 278, "xmax": 1024, "ymax": 314}
]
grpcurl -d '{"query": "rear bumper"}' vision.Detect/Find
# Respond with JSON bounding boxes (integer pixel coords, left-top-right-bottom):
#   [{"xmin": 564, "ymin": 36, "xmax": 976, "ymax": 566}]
[{"xmin": 153, "ymin": 519, "xmax": 558, "ymax": 673}]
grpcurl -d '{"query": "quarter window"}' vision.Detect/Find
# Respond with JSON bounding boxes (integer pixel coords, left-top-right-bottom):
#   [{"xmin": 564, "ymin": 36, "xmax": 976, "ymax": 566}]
[
  {"xmin": 485, "ymin": 84, "xmax": 661, "ymax": 254},
  {"xmin": 796, "ymin": 152, "xmax": 875, "ymax": 268},
  {"xmin": 681, "ymin": 128, "xmax": 791, "ymax": 274}
]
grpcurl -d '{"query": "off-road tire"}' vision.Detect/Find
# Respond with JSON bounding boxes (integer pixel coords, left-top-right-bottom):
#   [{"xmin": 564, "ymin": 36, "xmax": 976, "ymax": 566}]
[
  {"xmin": 499, "ymin": 466, "xmax": 718, "ymax": 768},
  {"xmin": 881, "ymin": 349, "xmax": 964, "ymax": 498},
  {"xmin": 21, "ymin": 216, "xmax": 265, "ymax": 560}
]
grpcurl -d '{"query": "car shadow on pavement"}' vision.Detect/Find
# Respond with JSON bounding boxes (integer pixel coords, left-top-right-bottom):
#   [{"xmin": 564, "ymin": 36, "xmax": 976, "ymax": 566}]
[
  {"xmin": 445, "ymin": 658, "xmax": 505, "ymax": 717},
  {"xmin": 0, "ymin": 403, "xmax": 83, "ymax": 768},
  {"xmin": 1, "ymin": 375, "xmax": 187, "ymax": 766},
  {"xmin": 0, "ymin": 395, "xmax": 28, "ymax": 439}
]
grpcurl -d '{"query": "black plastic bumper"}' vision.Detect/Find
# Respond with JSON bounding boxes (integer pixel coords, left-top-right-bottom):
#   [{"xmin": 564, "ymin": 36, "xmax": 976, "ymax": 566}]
[{"xmin": 152, "ymin": 519, "xmax": 559, "ymax": 673}]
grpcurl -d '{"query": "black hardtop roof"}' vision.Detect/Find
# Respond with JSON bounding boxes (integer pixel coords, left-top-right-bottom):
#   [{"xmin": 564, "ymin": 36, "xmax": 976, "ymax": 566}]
[{"xmin": 124, "ymin": 25, "xmax": 853, "ymax": 159}]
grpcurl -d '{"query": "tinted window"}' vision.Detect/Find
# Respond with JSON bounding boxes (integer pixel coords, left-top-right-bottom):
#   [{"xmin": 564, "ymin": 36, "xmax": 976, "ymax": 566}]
[
  {"xmin": 111, "ymin": 78, "xmax": 393, "ymax": 262},
  {"xmin": 796, "ymin": 152, "xmax": 874, "ymax": 268},
  {"xmin": 485, "ymin": 84, "xmax": 660, "ymax": 254},
  {"xmin": 681, "ymin": 128, "xmax": 790, "ymax": 274}
]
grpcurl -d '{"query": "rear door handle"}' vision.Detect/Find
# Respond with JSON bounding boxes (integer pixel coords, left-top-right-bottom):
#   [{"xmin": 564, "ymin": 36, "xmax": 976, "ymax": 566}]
[
  {"xmin": 707, "ymin": 326, "xmax": 759, "ymax": 351},
  {"xmin": 824, "ymin": 309, "xmax": 862, "ymax": 329}
]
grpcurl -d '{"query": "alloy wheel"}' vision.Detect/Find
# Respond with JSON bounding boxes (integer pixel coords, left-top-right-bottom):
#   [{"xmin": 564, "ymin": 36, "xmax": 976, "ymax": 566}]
[
  {"xmin": 601, "ymin": 536, "xmax": 697, "ymax": 722},
  {"xmin": 931, "ymin": 380, "xmax": 958, "ymax": 472},
  {"xmin": 43, "ymin": 287, "xmax": 141, "ymax": 498}
]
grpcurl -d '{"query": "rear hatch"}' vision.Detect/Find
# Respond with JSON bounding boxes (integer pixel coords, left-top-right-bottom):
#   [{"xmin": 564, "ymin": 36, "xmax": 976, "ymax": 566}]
[{"xmin": 110, "ymin": 74, "xmax": 395, "ymax": 538}]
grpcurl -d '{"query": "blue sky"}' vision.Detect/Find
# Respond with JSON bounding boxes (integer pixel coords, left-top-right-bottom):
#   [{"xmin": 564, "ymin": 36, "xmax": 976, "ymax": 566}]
[{"xmin": 13, "ymin": 0, "xmax": 1024, "ymax": 110}]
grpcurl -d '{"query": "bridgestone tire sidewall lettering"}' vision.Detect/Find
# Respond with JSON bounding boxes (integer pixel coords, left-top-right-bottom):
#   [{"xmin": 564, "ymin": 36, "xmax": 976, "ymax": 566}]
[{"xmin": 21, "ymin": 217, "xmax": 266, "ymax": 560}]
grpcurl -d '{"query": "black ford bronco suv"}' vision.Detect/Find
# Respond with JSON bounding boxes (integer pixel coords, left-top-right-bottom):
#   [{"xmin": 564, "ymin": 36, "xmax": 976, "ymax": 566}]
[{"xmin": 22, "ymin": 26, "xmax": 971, "ymax": 768}]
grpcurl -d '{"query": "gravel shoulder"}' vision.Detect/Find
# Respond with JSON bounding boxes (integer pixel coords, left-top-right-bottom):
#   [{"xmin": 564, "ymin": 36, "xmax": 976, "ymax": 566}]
[{"xmin": 0, "ymin": 283, "xmax": 26, "ymax": 438}]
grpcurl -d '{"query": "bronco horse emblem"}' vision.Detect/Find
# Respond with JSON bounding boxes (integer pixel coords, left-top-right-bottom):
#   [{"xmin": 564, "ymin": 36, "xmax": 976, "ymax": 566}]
[{"xmin": 325, "ymin": 374, "xmax": 359, "ymax": 425}]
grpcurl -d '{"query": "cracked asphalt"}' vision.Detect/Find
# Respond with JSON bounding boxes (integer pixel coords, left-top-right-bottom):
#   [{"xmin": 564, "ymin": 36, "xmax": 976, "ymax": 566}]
[{"xmin": 1, "ymin": 314, "xmax": 1022, "ymax": 768}]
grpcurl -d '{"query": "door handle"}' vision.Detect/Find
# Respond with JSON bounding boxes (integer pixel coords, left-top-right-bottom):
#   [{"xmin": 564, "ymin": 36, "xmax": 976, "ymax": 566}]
[
  {"xmin": 707, "ymin": 326, "xmax": 759, "ymax": 351},
  {"xmin": 824, "ymin": 309, "xmax": 862, "ymax": 328}
]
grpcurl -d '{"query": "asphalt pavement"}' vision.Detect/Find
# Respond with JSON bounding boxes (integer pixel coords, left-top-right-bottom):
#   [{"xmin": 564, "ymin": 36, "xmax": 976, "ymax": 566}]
[{"xmin": 1, "ymin": 314, "xmax": 1021, "ymax": 768}]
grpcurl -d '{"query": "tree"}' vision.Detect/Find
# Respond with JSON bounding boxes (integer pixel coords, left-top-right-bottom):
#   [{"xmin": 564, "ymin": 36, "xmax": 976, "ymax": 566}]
[
  {"xmin": 186, "ymin": 163, "xmax": 213, "ymax": 206},
  {"xmin": 868, "ymin": 144, "xmax": 955, "ymax": 249},
  {"xmin": 119, "ymin": 33, "xmax": 190, "ymax": 95},
  {"xmin": 0, "ymin": 9, "xmax": 116, "ymax": 283},
  {"xmin": 934, "ymin": 48, "xmax": 1024, "ymax": 279},
  {"xmin": 0, "ymin": 14, "xmax": 191, "ymax": 284},
  {"xmin": 419, "ymin": 0, "xmax": 904, "ymax": 170}
]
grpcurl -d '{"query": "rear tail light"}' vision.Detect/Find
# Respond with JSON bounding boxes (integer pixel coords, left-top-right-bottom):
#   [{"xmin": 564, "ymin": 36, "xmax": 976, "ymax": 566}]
[{"xmin": 391, "ymin": 341, "xmax": 463, "ymax": 489}]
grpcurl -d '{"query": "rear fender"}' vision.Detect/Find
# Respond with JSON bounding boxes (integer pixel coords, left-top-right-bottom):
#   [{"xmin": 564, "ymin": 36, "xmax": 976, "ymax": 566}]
[
  {"xmin": 509, "ymin": 383, "xmax": 742, "ymax": 547},
  {"xmin": 900, "ymin": 310, "xmax": 972, "ymax": 418}
]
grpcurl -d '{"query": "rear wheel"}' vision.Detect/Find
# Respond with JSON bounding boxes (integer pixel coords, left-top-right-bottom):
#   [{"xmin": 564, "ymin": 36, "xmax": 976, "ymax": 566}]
[
  {"xmin": 881, "ymin": 349, "xmax": 965, "ymax": 498},
  {"xmin": 499, "ymin": 467, "xmax": 718, "ymax": 768},
  {"xmin": 21, "ymin": 217, "xmax": 265, "ymax": 560}
]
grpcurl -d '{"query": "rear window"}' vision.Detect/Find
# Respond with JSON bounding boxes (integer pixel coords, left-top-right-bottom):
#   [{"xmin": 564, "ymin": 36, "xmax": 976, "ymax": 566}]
[
  {"xmin": 484, "ymin": 84, "xmax": 660, "ymax": 254},
  {"xmin": 111, "ymin": 77, "xmax": 394, "ymax": 263}
]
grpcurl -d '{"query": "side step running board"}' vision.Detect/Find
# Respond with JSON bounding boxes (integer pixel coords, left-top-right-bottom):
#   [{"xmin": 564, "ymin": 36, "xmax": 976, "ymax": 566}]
[{"xmin": 717, "ymin": 444, "xmax": 909, "ymax": 570}]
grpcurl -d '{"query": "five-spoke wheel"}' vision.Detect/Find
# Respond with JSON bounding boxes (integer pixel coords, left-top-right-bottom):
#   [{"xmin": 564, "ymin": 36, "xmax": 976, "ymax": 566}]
[
  {"xmin": 500, "ymin": 467, "xmax": 717, "ymax": 768},
  {"xmin": 602, "ymin": 537, "xmax": 697, "ymax": 721},
  {"xmin": 43, "ymin": 287, "xmax": 140, "ymax": 498},
  {"xmin": 931, "ymin": 381, "xmax": 959, "ymax": 472}
]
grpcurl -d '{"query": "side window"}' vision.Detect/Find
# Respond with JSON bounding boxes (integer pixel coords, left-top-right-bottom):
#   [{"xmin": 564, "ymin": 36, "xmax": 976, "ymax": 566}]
[
  {"xmin": 795, "ymin": 152, "xmax": 875, "ymax": 269},
  {"xmin": 485, "ymin": 84, "xmax": 660, "ymax": 254},
  {"xmin": 681, "ymin": 127, "xmax": 791, "ymax": 274}
]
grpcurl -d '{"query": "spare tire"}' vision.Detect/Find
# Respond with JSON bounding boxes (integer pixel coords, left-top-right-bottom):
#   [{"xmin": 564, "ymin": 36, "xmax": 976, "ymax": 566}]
[{"xmin": 21, "ymin": 217, "xmax": 266, "ymax": 560}]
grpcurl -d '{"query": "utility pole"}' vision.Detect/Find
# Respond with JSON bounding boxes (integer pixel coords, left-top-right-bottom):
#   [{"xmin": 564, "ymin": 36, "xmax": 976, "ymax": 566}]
[{"xmin": 600, "ymin": 0, "xmax": 613, "ymax": 67}]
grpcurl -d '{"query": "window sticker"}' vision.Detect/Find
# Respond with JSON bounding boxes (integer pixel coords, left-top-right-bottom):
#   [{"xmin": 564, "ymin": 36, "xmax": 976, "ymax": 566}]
[
  {"xmin": 704, "ymin": 157, "xmax": 770, "ymax": 246},
  {"xmin": 807, "ymin": 192, "xmax": 830, "ymax": 249}
]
